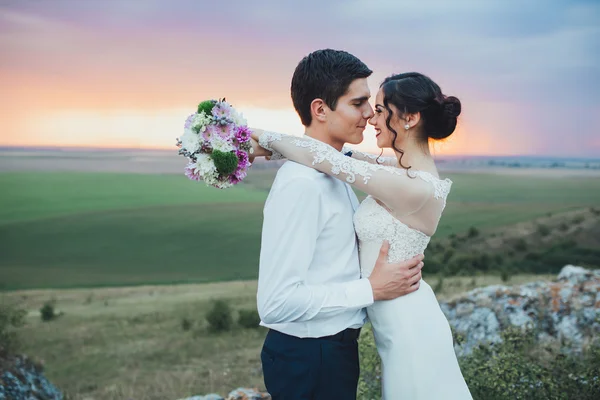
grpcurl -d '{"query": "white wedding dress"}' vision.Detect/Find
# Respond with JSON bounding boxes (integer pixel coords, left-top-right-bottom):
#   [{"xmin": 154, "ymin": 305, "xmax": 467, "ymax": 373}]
[{"xmin": 259, "ymin": 132, "xmax": 472, "ymax": 399}]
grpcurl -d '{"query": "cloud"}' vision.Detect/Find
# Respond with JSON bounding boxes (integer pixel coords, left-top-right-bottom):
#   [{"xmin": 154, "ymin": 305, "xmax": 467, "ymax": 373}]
[{"xmin": 0, "ymin": 0, "xmax": 598, "ymax": 155}]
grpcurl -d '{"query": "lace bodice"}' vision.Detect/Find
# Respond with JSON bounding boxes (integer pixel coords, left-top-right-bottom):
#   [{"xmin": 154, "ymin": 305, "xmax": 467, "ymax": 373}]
[{"xmin": 354, "ymin": 196, "xmax": 432, "ymax": 274}]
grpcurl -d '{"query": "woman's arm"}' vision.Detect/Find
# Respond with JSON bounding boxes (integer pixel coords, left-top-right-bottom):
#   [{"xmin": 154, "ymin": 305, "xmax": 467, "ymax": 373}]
[
  {"xmin": 257, "ymin": 132, "xmax": 432, "ymax": 216},
  {"xmin": 341, "ymin": 146, "xmax": 398, "ymax": 167}
]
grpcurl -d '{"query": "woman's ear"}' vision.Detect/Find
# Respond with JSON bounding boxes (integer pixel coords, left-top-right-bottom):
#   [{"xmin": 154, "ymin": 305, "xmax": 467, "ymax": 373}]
[
  {"xmin": 405, "ymin": 112, "xmax": 421, "ymax": 129},
  {"xmin": 310, "ymin": 98, "xmax": 327, "ymax": 123}
]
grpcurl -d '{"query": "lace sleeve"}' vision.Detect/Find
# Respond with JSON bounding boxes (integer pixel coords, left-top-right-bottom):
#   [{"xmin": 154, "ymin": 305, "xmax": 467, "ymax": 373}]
[
  {"xmin": 341, "ymin": 146, "xmax": 398, "ymax": 166},
  {"xmin": 257, "ymin": 131, "xmax": 285, "ymax": 160},
  {"xmin": 260, "ymin": 133, "xmax": 432, "ymax": 214}
]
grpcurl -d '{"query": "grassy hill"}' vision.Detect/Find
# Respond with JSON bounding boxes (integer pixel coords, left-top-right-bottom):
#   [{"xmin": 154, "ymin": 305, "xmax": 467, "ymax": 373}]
[{"xmin": 1, "ymin": 170, "xmax": 599, "ymax": 290}]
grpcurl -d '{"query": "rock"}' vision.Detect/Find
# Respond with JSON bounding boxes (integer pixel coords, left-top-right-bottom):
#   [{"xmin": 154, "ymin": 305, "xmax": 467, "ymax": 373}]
[
  {"xmin": 442, "ymin": 265, "xmax": 600, "ymax": 356},
  {"xmin": 557, "ymin": 265, "xmax": 590, "ymax": 283},
  {"xmin": 0, "ymin": 354, "xmax": 63, "ymax": 399},
  {"xmin": 177, "ymin": 388, "xmax": 271, "ymax": 400},
  {"xmin": 226, "ymin": 387, "xmax": 270, "ymax": 400}
]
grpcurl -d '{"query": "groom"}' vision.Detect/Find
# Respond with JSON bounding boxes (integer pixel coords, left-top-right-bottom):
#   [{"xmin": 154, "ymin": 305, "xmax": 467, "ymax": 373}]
[{"xmin": 255, "ymin": 49, "xmax": 424, "ymax": 400}]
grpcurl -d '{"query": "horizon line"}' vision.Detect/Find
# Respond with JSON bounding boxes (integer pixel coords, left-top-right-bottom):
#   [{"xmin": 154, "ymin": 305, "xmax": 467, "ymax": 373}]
[{"xmin": 0, "ymin": 144, "xmax": 598, "ymax": 160}]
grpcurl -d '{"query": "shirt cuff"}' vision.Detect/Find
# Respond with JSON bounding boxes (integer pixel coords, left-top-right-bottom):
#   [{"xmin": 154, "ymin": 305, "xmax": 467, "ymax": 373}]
[{"xmin": 346, "ymin": 278, "xmax": 374, "ymax": 308}]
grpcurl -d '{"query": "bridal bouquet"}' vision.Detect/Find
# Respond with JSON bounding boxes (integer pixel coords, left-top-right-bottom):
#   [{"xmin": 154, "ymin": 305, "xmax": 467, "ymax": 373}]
[{"xmin": 176, "ymin": 99, "xmax": 253, "ymax": 189}]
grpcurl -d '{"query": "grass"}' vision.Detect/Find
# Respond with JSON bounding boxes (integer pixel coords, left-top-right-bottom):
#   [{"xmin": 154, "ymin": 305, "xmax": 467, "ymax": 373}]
[
  {"xmin": 2, "ymin": 274, "xmax": 555, "ymax": 399},
  {"xmin": 0, "ymin": 172, "xmax": 267, "ymax": 224},
  {"xmin": 1, "ymin": 170, "xmax": 600, "ymax": 290}
]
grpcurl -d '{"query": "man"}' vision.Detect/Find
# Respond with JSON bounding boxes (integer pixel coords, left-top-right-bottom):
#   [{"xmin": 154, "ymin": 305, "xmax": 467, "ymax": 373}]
[{"xmin": 254, "ymin": 49, "xmax": 424, "ymax": 400}]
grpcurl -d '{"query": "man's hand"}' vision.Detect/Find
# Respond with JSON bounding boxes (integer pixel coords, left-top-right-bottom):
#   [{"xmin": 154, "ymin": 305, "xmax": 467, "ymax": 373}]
[{"xmin": 368, "ymin": 241, "xmax": 424, "ymax": 301}]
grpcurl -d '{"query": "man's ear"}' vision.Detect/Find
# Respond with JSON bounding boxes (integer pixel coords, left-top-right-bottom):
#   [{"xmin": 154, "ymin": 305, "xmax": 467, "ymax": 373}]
[{"xmin": 310, "ymin": 99, "xmax": 327, "ymax": 123}]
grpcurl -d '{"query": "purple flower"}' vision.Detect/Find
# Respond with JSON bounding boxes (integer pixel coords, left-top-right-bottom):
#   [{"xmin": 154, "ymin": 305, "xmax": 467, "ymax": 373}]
[
  {"xmin": 235, "ymin": 126, "xmax": 252, "ymax": 143},
  {"xmin": 184, "ymin": 113, "xmax": 196, "ymax": 129},
  {"xmin": 184, "ymin": 164, "xmax": 202, "ymax": 181},
  {"xmin": 212, "ymin": 102, "xmax": 232, "ymax": 118},
  {"xmin": 229, "ymin": 174, "xmax": 243, "ymax": 184},
  {"xmin": 236, "ymin": 150, "xmax": 250, "ymax": 169},
  {"xmin": 230, "ymin": 168, "xmax": 247, "ymax": 184}
]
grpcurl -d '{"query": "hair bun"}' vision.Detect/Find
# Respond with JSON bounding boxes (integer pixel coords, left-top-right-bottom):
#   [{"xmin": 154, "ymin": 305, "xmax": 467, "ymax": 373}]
[{"xmin": 443, "ymin": 96, "xmax": 461, "ymax": 118}]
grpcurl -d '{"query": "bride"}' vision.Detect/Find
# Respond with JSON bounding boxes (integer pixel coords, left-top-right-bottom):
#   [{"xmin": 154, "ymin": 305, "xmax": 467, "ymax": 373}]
[{"xmin": 252, "ymin": 72, "xmax": 472, "ymax": 399}]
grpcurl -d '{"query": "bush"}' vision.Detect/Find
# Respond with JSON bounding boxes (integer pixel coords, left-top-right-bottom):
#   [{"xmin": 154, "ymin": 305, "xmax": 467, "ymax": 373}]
[
  {"xmin": 181, "ymin": 318, "xmax": 193, "ymax": 331},
  {"xmin": 513, "ymin": 238, "xmax": 528, "ymax": 252},
  {"xmin": 460, "ymin": 327, "xmax": 600, "ymax": 399},
  {"xmin": 434, "ymin": 276, "xmax": 445, "ymax": 294},
  {"xmin": 0, "ymin": 302, "xmax": 27, "ymax": 355},
  {"xmin": 443, "ymin": 249, "xmax": 455, "ymax": 263},
  {"xmin": 467, "ymin": 226, "xmax": 479, "ymax": 238},
  {"xmin": 500, "ymin": 267, "xmax": 511, "ymax": 283},
  {"xmin": 206, "ymin": 300, "xmax": 233, "ymax": 333},
  {"xmin": 537, "ymin": 224, "xmax": 551, "ymax": 237},
  {"xmin": 357, "ymin": 324, "xmax": 381, "ymax": 399},
  {"xmin": 238, "ymin": 309, "xmax": 261, "ymax": 329},
  {"xmin": 40, "ymin": 300, "xmax": 57, "ymax": 322}
]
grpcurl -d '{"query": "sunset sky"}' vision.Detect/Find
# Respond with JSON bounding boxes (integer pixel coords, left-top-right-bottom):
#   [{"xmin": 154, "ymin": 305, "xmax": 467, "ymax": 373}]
[{"xmin": 1, "ymin": 0, "xmax": 598, "ymax": 156}]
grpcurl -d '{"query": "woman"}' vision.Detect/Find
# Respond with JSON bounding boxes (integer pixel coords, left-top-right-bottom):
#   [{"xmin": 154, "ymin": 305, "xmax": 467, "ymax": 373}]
[{"xmin": 252, "ymin": 72, "xmax": 472, "ymax": 399}]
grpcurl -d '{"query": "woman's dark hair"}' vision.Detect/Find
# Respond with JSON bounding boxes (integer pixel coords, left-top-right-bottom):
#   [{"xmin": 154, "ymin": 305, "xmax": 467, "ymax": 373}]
[
  {"xmin": 379, "ymin": 72, "xmax": 461, "ymax": 169},
  {"xmin": 291, "ymin": 49, "xmax": 373, "ymax": 126}
]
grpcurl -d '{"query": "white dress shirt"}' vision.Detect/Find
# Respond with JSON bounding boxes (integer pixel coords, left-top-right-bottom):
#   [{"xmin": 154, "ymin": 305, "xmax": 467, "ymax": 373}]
[{"xmin": 257, "ymin": 161, "xmax": 374, "ymax": 338}]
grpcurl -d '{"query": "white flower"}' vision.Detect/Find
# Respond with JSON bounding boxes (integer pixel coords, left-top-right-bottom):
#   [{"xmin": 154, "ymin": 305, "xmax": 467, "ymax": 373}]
[
  {"xmin": 179, "ymin": 128, "xmax": 202, "ymax": 153},
  {"xmin": 193, "ymin": 153, "xmax": 217, "ymax": 175},
  {"xmin": 192, "ymin": 112, "xmax": 212, "ymax": 132},
  {"xmin": 211, "ymin": 136, "xmax": 235, "ymax": 153},
  {"xmin": 230, "ymin": 109, "xmax": 247, "ymax": 127}
]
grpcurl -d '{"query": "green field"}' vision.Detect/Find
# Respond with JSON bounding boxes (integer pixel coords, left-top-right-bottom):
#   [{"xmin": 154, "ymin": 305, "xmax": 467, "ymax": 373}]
[{"xmin": 2, "ymin": 170, "xmax": 599, "ymax": 290}]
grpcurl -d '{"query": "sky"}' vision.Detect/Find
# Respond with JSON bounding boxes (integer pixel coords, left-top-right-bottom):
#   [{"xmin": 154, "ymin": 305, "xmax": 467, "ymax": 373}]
[{"xmin": 0, "ymin": 0, "xmax": 599, "ymax": 156}]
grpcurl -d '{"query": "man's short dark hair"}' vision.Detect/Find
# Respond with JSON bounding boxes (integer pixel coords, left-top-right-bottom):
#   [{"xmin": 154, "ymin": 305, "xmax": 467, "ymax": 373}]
[{"xmin": 291, "ymin": 49, "xmax": 373, "ymax": 126}]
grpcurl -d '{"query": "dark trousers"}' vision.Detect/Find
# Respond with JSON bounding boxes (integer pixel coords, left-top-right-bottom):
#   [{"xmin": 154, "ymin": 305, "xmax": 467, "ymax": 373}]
[{"xmin": 261, "ymin": 328, "xmax": 361, "ymax": 400}]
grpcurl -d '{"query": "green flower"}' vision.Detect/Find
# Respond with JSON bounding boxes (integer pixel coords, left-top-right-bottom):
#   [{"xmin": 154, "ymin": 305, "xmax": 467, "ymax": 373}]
[
  {"xmin": 211, "ymin": 150, "xmax": 238, "ymax": 176},
  {"xmin": 197, "ymin": 100, "xmax": 216, "ymax": 116}
]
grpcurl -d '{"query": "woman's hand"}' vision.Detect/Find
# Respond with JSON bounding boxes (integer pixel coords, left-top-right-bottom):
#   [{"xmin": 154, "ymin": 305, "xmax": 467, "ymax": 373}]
[
  {"xmin": 249, "ymin": 137, "xmax": 272, "ymax": 163},
  {"xmin": 250, "ymin": 128, "xmax": 264, "ymax": 143}
]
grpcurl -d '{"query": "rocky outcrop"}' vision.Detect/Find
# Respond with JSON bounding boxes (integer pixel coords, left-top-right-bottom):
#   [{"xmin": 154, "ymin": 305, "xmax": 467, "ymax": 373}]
[
  {"xmin": 441, "ymin": 265, "xmax": 600, "ymax": 356},
  {"xmin": 0, "ymin": 354, "xmax": 63, "ymax": 399}
]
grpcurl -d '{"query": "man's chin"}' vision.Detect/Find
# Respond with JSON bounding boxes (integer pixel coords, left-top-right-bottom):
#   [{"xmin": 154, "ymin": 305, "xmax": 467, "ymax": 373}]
[{"xmin": 347, "ymin": 135, "xmax": 364, "ymax": 145}]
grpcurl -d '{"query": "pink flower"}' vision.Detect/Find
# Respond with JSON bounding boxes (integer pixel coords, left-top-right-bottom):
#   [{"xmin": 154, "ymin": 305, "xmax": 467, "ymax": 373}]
[
  {"xmin": 235, "ymin": 126, "xmax": 252, "ymax": 143},
  {"xmin": 203, "ymin": 124, "xmax": 219, "ymax": 141},
  {"xmin": 216, "ymin": 122, "xmax": 233, "ymax": 139},
  {"xmin": 184, "ymin": 164, "xmax": 202, "ymax": 181},
  {"xmin": 212, "ymin": 102, "xmax": 232, "ymax": 118}
]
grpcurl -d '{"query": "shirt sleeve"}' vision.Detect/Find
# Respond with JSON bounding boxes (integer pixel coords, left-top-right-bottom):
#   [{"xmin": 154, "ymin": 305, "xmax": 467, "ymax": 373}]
[
  {"xmin": 259, "ymin": 132, "xmax": 432, "ymax": 216},
  {"xmin": 257, "ymin": 175, "xmax": 373, "ymax": 325}
]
